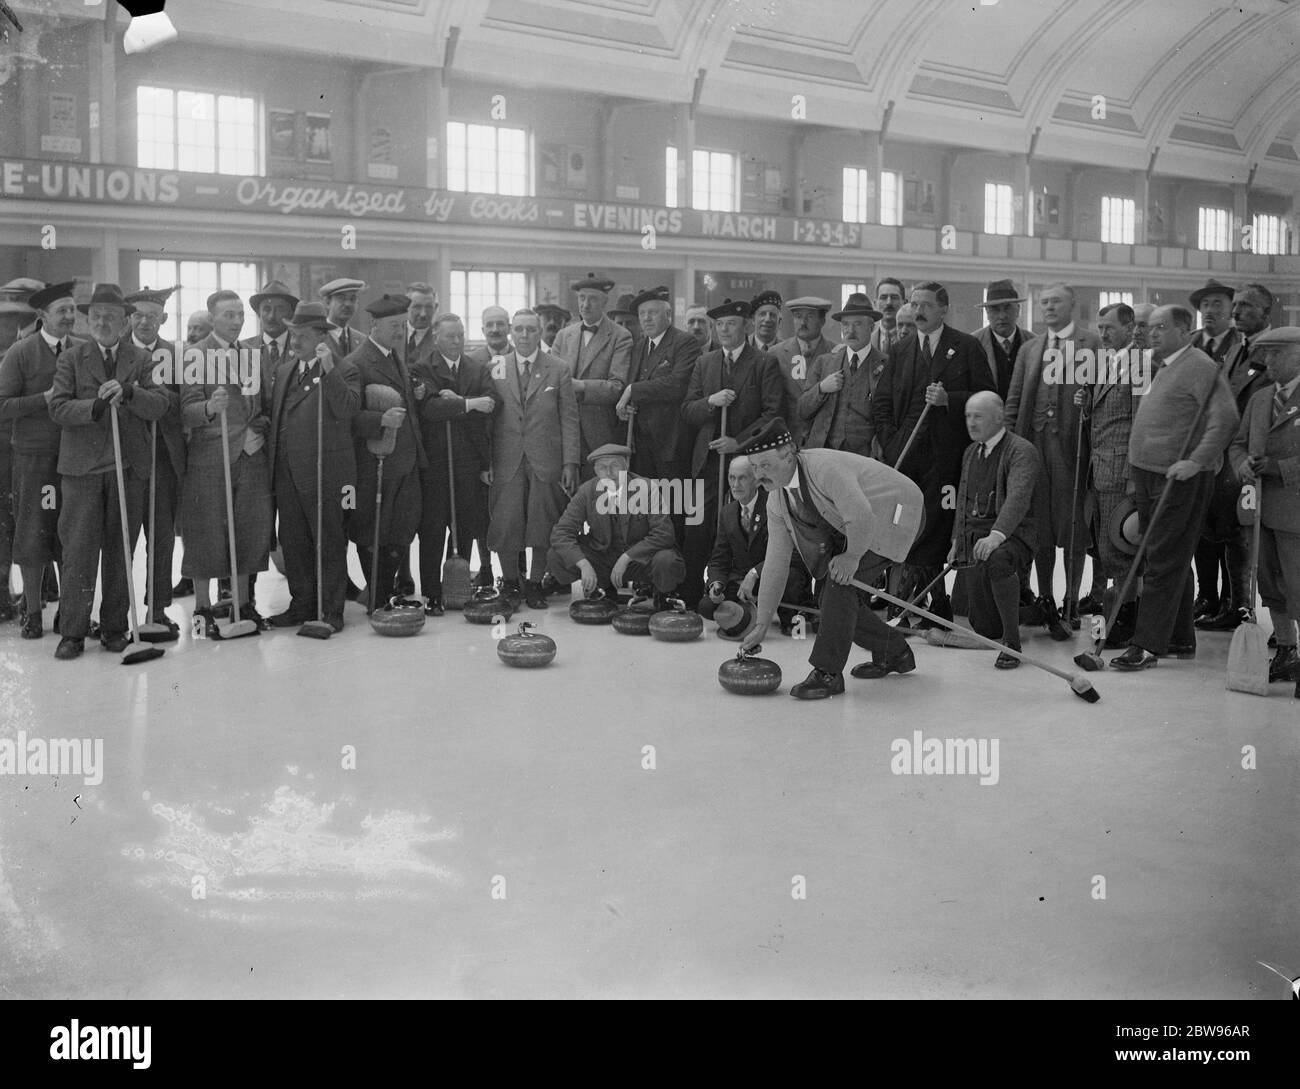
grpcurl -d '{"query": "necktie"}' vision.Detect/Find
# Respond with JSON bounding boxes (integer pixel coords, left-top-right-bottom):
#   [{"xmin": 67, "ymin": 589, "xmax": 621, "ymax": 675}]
[
  {"xmin": 1001, "ymin": 338, "xmax": 1013, "ymax": 357},
  {"xmin": 1049, "ymin": 335, "xmax": 1059, "ymax": 354},
  {"xmin": 849, "ymin": 352, "xmax": 859, "ymax": 374},
  {"xmin": 55, "ymin": 339, "xmax": 66, "ymax": 357},
  {"xmin": 742, "ymin": 505, "xmax": 753, "ymax": 536},
  {"xmin": 1240, "ymin": 338, "xmax": 1250, "ymax": 361},
  {"xmin": 921, "ymin": 336, "xmax": 933, "ymax": 365},
  {"xmin": 1274, "ymin": 385, "xmax": 1287, "ymax": 423},
  {"xmin": 787, "ymin": 485, "xmax": 803, "ymax": 511},
  {"xmin": 267, "ymin": 339, "xmax": 280, "ymax": 368},
  {"xmin": 407, "ymin": 332, "xmax": 418, "ymax": 360},
  {"xmin": 340, "ymin": 328, "xmax": 351, "ymax": 355},
  {"xmin": 104, "ymin": 347, "xmax": 115, "ymax": 372}
]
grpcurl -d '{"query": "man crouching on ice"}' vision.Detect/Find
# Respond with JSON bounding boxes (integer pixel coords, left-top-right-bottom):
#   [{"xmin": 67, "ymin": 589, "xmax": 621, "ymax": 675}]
[{"xmin": 738, "ymin": 417, "xmax": 925, "ymax": 700}]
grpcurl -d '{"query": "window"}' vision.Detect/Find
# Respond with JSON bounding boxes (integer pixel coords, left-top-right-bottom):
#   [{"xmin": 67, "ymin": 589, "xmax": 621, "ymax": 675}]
[
  {"xmin": 841, "ymin": 283, "xmax": 867, "ymax": 306},
  {"xmin": 137, "ymin": 87, "xmax": 260, "ymax": 175},
  {"xmin": 665, "ymin": 147, "xmax": 738, "ymax": 211},
  {"xmin": 879, "ymin": 170, "xmax": 902, "ymax": 226},
  {"xmin": 452, "ymin": 270, "xmax": 530, "ymax": 338},
  {"xmin": 1251, "ymin": 213, "xmax": 1287, "ymax": 255},
  {"xmin": 136, "ymin": 259, "xmax": 260, "ymax": 343},
  {"xmin": 843, "ymin": 168, "xmax": 869, "ymax": 223},
  {"xmin": 1100, "ymin": 196, "xmax": 1135, "ymax": 244},
  {"xmin": 1197, "ymin": 206, "xmax": 1231, "ymax": 251},
  {"xmin": 1099, "ymin": 291, "xmax": 1134, "ymax": 310},
  {"xmin": 446, "ymin": 122, "xmax": 529, "ymax": 195},
  {"xmin": 984, "ymin": 182, "xmax": 1013, "ymax": 235}
]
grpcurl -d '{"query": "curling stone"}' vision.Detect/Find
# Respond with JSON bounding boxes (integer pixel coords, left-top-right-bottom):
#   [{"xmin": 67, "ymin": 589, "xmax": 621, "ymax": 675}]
[
  {"xmin": 464, "ymin": 595, "xmax": 513, "ymax": 624},
  {"xmin": 612, "ymin": 607, "xmax": 652, "ymax": 635},
  {"xmin": 718, "ymin": 647, "xmax": 782, "ymax": 695},
  {"xmin": 649, "ymin": 600, "xmax": 704, "ymax": 643},
  {"xmin": 569, "ymin": 590, "xmax": 619, "ymax": 625},
  {"xmin": 497, "ymin": 622, "xmax": 557, "ymax": 668},
  {"xmin": 370, "ymin": 596, "xmax": 426, "ymax": 637}
]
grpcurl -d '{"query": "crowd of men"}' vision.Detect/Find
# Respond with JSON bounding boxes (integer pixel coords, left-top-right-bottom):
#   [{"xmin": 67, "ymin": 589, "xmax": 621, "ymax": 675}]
[{"xmin": 0, "ymin": 270, "xmax": 1296, "ymax": 701}]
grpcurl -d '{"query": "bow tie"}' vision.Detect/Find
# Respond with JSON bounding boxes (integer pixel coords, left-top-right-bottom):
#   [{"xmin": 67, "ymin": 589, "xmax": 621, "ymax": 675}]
[{"xmin": 582, "ymin": 325, "xmax": 600, "ymax": 334}]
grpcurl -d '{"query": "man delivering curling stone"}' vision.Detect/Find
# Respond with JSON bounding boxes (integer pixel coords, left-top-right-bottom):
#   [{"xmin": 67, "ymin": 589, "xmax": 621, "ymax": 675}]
[{"xmin": 738, "ymin": 417, "xmax": 924, "ymax": 699}]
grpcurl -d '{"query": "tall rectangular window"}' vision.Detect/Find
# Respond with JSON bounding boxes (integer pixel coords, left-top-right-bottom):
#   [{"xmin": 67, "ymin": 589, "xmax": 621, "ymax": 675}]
[
  {"xmin": 879, "ymin": 170, "xmax": 902, "ymax": 226},
  {"xmin": 1100, "ymin": 196, "xmax": 1135, "ymax": 243},
  {"xmin": 452, "ymin": 270, "xmax": 530, "ymax": 339},
  {"xmin": 136, "ymin": 259, "xmax": 260, "ymax": 344},
  {"xmin": 665, "ymin": 147, "xmax": 738, "ymax": 211},
  {"xmin": 1251, "ymin": 213, "xmax": 1287, "ymax": 255},
  {"xmin": 842, "ymin": 168, "xmax": 868, "ymax": 223},
  {"xmin": 1099, "ymin": 291, "xmax": 1134, "ymax": 310},
  {"xmin": 984, "ymin": 182, "xmax": 1013, "ymax": 235},
  {"xmin": 1197, "ymin": 206, "xmax": 1231, "ymax": 251},
  {"xmin": 137, "ymin": 87, "xmax": 261, "ymax": 175},
  {"xmin": 446, "ymin": 122, "xmax": 529, "ymax": 195}
]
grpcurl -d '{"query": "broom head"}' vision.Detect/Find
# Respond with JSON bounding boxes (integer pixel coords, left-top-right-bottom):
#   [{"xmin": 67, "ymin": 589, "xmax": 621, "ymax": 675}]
[
  {"xmin": 442, "ymin": 554, "xmax": 474, "ymax": 609},
  {"xmin": 1226, "ymin": 618, "xmax": 1270, "ymax": 696}
]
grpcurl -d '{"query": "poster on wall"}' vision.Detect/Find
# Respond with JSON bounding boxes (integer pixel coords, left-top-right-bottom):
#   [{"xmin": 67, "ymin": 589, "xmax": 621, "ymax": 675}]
[
  {"xmin": 305, "ymin": 113, "xmax": 333, "ymax": 163},
  {"xmin": 42, "ymin": 92, "xmax": 81, "ymax": 155},
  {"xmin": 565, "ymin": 148, "xmax": 588, "ymax": 191},
  {"xmin": 368, "ymin": 128, "xmax": 397, "ymax": 181},
  {"xmin": 269, "ymin": 109, "xmax": 297, "ymax": 158}
]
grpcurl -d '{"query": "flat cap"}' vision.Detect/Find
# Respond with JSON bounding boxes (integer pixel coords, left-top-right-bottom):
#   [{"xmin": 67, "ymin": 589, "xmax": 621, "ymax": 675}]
[
  {"xmin": 708, "ymin": 298, "xmax": 751, "ymax": 321},
  {"xmin": 571, "ymin": 272, "xmax": 615, "ymax": 294},
  {"xmin": 364, "ymin": 294, "xmax": 411, "ymax": 319},
  {"xmin": 1251, "ymin": 326, "xmax": 1300, "ymax": 347},
  {"xmin": 587, "ymin": 443, "xmax": 632, "ymax": 462},
  {"xmin": 785, "ymin": 296, "xmax": 832, "ymax": 312},
  {"xmin": 630, "ymin": 285, "xmax": 671, "ymax": 312},
  {"xmin": 28, "ymin": 280, "xmax": 78, "ymax": 311},
  {"xmin": 319, "ymin": 277, "xmax": 367, "ymax": 298}
]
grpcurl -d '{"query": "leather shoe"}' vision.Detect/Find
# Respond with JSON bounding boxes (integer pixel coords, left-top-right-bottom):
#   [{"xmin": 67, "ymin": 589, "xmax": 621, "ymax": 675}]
[
  {"xmin": 539, "ymin": 572, "xmax": 569, "ymax": 597},
  {"xmin": 1039, "ymin": 596, "xmax": 1070, "ymax": 641},
  {"xmin": 425, "ymin": 599, "xmax": 445, "ymax": 617},
  {"xmin": 994, "ymin": 645, "xmax": 1021, "ymax": 670},
  {"xmin": 523, "ymin": 580, "xmax": 549, "ymax": 609},
  {"xmin": 0, "ymin": 599, "xmax": 16, "ymax": 623},
  {"xmin": 1077, "ymin": 593, "xmax": 1104, "ymax": 615},
  {"xmin": 1191, "ymin": 593, "xmax": 1218, "ymax": 621},
  {"xmin": 790, "ymin": 668, "xmax": 844, "ymax": 700},
  {"xmin": 172, "ymin": 577, "xmax": 194, "ymax": 598},
  {"xmin": 499, "ymin": 580, "xmax": 523, "ymax": 606},
  {"xmin": 325, "ymin": 613, "xmax": 345, "ymax": 633},
  {"xmin": 1110, "ymin": 645, "xmax": 1158, "ymax": 671},
  {"xmin": 270, "ymin": 609, "xmax": 311, "ymax": 628},
  {"xmin": 54, "ymin": 636, "xmax": 84, "ymax": 660},
  {"xmin": 20, "ymin": 611, "xmax": 43, "ymax": 639},
  {"xmin": 1195, "ymin": 605, "xmax": 1246, "ymax": 632},
  {"xmin": 850, "ymin": 645, "xmax": 916, "ymax": 679},
  {"xmin": 1161, "ymin": 643, "xmax": 1196, "ymax": 660},
  {"xmin": 1269, "ymin": 645, "xmax": 1299, "ymax": 683},
  {"xmin": 100, "ymin": 631, "xmax": 129, "ymax": 653}
]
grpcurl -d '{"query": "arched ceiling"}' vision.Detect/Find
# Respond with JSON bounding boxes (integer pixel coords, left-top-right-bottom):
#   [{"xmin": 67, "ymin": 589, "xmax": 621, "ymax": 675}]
[{"xmin": 12, "ymin": 0, "xmax": 1300, "ymax": 191}]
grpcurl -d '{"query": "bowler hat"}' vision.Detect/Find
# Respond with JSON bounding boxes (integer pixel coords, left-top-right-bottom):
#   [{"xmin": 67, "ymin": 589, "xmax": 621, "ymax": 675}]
[{"xmin": 608, "ymin": 293, "xmax": 637, "ymax": 318}]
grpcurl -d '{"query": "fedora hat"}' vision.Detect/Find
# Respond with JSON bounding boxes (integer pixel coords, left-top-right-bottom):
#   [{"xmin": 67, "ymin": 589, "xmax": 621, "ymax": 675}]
[
  {"xmin": 284, "ymin": 301, "xmax": 332, "ymax": 331},
  {"xmin": 713, "ymin": 599, "xmax": 754, "ymax": 640},
  {"xmin": 832, "ymin": 292, "xmax": 883, "ymax": 322},
  {"xmin": 607, "ymin": 292, "xmax": 637, "ymax": 319},
  {"xmin": 1108, "ymin": 495, "xmax": 1141, "ymax": 557},
  {"xmin": 977, "ymin": 279, "xmax": 1028, "ymax": 307},
  {"xmin": 76, "ymin": 283, "xmax": 134, "ymax": 315},
  {"xmin": 250, "ymin": 279, "xmax": 300, "ymax": 312},
  {"xmin": 1189, "ymin": 279, "xmax": 1235, "ymax": 308}
]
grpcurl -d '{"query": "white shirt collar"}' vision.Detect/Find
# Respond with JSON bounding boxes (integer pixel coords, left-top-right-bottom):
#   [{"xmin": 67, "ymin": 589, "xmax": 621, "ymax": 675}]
[
  {"xmin": 442, "ymin": 354, "xmax": 461, "ymax": 369},
  {"xmin": 367, "ymin": 335, "xmax": 391, "ymax": 356},
  {"xmin": 741, "ymin": 494, "xmax": 758, "ymax": 519},
  {"xmin": 923, "ymin": 325, "xmax": 945, "ymax": 353},
  {"xmin": 131, "ymin": 334, "xmax": 155, "ymax": 351},
  {"xmin": 1046, "ymin": 322, "xmax": 1075, "ymax": 341},
  {"xmin": 1161, "ymin": 344, "xmax": 1191, "ymax": 368},
  {"xmin": 1279, "ymin": 375, "xmax": 1300, "ymax": 400},
  {"xmin": 983, "ymin": 427, "xmax": 1007, "ymax": 456},
  {"xmin": 40, "ymin": 328, "xmax": 63, "ymax": 350},
  {"xmin": 264, "ymin": 331, "xmax": 286, "ymax": 348},
  {"xmin": 649, "ymin": 334, "xmax": 663, "ymax": 351},
  {"xmin": 786, "ymin": 465, "xmax": 801, "ymax": 493},
  {"xmin": 212, "ymin": 333, "xmax": 232, "ymax": 349},
  {"xmin": 518, "ymin": 351, "xmax": 539, "ymax": 365},
  {"xmin": 407, "ymin": 323, "xmax": 427, "ymax": 341}
]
